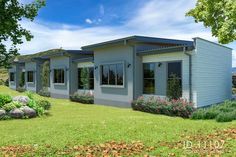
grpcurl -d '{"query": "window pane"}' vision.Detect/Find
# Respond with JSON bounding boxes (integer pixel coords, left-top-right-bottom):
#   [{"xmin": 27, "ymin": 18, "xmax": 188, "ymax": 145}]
[
  {"xmin": 143, "ymin": 63, "xmax": 155, "ymax": 78},
  {"xmin": 143, "ymin": 79, "xmax": 155, "ymax": 94},
  {"xmin": 89, "ymin": 79, "xmax": 94, "ymax": 90},
  {"xmin": 143, "ymin": 63, "xmax": 155, "ymax": 94},
  {"xmin": 89, "ymin": 67, "xmax": 94, "ymax": 78},
  {"xmin": 61, "ymin": 70, "xmax": 64, "ymax": 83},
  {"xmin": 116, "ymin": 63, "xmax": 123, "ymax": 85},
  {"xmin": 101, "ymin": 65, "xmax": 109, "ymax": 85},
  {"xmin": 27, "ymin": 71, "xmax": 33, "ymax": 82},
  {"xmin": 10, "ymin": 73, "xmax": 14, "ymax": 81},
  {"xmin": 109, "ymin": 64, "xmax": 116, "ymax": 85},
  {"xmin": 168, "ymin": 62, "xmax": 181, "ymax": 78},
  {"xmin": 54, "ymin": 69, "xmax": 65, "ymax": 83}
]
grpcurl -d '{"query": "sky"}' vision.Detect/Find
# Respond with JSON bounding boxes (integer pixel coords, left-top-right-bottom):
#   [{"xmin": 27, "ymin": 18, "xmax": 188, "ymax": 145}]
[{"xmin": 19, "ymin": 0, "xmax": 236, "ymax": 66}]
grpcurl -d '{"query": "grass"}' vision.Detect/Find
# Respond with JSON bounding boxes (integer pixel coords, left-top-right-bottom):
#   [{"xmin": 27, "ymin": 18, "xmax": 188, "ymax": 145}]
[{"xmin": 0, "ymin": 85, "xmax": 235, "ymax": 156}]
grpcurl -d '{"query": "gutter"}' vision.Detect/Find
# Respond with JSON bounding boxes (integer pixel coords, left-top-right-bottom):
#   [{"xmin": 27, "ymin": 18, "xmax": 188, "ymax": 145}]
[{"xmin": 184, "ymin": 47, "xmax": 193, "ymax": 102}]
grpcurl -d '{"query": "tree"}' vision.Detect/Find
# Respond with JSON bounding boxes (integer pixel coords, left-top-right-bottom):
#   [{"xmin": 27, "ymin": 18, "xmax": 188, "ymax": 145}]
[
  {"xmin": 19, "ymin": 71, "xmax": 25, "ymax": 87},
  {"xmin": 81, "ymin": 68, "xmax": 89, "ymax": 90},
  {"xmin": 41, "ymin": 61, "xmax": 49, "ymax": 88},
  {"xmin": 167, "ymin": 74, "xmax": 182, "ymax": 100},
  {"xmin": 186, "ymin": 0, "xmax": 236, "ymax": 44},
  {"xmin": 0, "ymin": 0, "xmax": 45, "ymax": 68}
]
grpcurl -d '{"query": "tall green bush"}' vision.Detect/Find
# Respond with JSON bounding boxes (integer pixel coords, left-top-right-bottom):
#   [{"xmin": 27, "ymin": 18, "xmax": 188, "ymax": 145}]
[
  {"xmin": 167, "ymin": 74, "xmax": 182, "ymax": 100},
  {"xmin": 81, "ymin": 68, "xmax": 89, "ymax": 90},
  {"xmin": 41, "ymin": 61, "xmax": 50, "ymax": 88},
  {"xmin": 19, "ymin": 72, "xmax": 25, "ymax": 87}
]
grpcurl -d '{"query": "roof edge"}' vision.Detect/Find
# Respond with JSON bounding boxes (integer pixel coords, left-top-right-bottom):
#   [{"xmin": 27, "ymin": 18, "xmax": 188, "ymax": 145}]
[{"xmin": 193, "ymin": 37, "xmax": 233, "ymax": 50}]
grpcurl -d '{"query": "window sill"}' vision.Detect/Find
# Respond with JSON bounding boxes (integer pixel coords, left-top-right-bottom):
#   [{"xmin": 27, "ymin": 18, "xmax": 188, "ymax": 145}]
[
  {"xmin": 27, "ymin": 82, "xmax": 34, "ymax": 84},
  {"xmin": 53, "ymin": 83, "xmax": 65, "ymax": 86},
  {"xmin": 100, "ymin": 85, "xmax": 125, "ymax": 88}
]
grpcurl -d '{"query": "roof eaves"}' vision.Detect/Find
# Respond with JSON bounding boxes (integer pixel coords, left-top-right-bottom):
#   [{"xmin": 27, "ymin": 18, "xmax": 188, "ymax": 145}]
[
  {"xmin": 82, "ymin": 35, "xmax": 194, "ymax": 50},
  {"xmin": 137, "ymin": 45, "xmax": 195, "ymax": 56}
]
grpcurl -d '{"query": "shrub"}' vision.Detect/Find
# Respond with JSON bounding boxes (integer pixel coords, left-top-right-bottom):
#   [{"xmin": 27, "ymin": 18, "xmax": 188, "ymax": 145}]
[
  {"xmin": 216, "ymin": 112, "xmax": 235, "ymax": 122},
  {"xmin": 0, "ymin": 94, "xmax": 12, "ymax": 108},
  {"xmin": 232, "ymin": 88, "xmax": 236, "ymax": 94},
  {"xmin": 27, "ymin": 99, "xmax": 45, "ymax": 116},
  {"xmin": 4, "ymin": 79, "xmax": 9, "ymax": 86},
  {"xmin": 37, "ymin": 100, "xmax": 51, "ymax": 110},
  {"xmin": 191, "ymin": 109, "xmax": 205, "ymax": 119},
  {"xmin": 167, "ymin": 74, "xmax": 182, "ymax": 100},
  {"xmin": 26, "ymin": 91, "xmax": 34, "ymax": 100},
  {"xmin": 2, "ymin": 103, "xmax": 16, "ymax": 112},
  {"xmin": 38, "ymin": 88, "xmax": 50, "ymax": 97},
  {"xmin": 191, "ymin": 101, "xmax": 236, "ymax": 122},
  {"xmin": 19, "ymin": 72, "xmax": 25, "ymax": 87},
  {"xmin": 41, "ymin": 61, "xmax": 50, "ymax": 87},
  {"xmin": 16, "ymin": 87, "xmax": 26, "ymax": 93},
  {"xmin": 0, "ymin": 79, "xmax": 5, "ymax": 85},
  {"xmin": 131, "ymin": 96, "xmax": 194, "ymax": 118},
  {"xmin": 70, "ymin": 92, "xmax": 94, "ymax": 104}
]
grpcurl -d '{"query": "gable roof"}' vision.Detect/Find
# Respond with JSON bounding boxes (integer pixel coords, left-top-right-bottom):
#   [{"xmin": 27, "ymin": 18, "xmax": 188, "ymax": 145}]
[{"xmin": 82, "ymin": 35, "xmax": 194, "ymax": 50}]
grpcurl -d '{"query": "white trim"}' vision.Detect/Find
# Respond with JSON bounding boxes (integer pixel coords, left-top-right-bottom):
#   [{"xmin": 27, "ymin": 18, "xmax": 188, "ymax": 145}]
[
  {"xmin": 99, "ymin": 61, "xmax": 125, "ymax": 88},
  {"xmin": 77, "ymin": 62, "xmax": 94, "ymax": 68}
]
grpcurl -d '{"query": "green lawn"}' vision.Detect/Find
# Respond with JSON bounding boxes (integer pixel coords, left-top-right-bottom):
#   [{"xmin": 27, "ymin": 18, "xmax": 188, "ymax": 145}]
[{"xmin": 0, "ymin": 85, "xmax": 235, "ymax": 156}]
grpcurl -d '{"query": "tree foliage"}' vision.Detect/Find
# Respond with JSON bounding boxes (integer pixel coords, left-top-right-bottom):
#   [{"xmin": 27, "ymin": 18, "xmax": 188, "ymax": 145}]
[
  {"xmin": 41, "ymin": 61, "xmax": 49, "ymax": 87},
  {"xmin": 19, "ymin": 71, "xmax": 25, "ymax": 87},
  {"xmin": 186, "ymin": 0, "xmax": 236, "ymax": 44},
  {"xmin": 0, "ymin": 0, "xmax": 45, "ymax": 68},
  {"xmin": 167, "ymin": 74, "xmax": 182, "ymax": 100},
  {"xmin": 81, "ymin": 68, "xmax": 89, "ymax": 90}
]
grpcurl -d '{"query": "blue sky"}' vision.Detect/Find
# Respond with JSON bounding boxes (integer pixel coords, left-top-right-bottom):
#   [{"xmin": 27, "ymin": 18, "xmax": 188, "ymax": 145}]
[{"xmin": 19, "ymin": 0, "xmax": 236, "ymax": 66}]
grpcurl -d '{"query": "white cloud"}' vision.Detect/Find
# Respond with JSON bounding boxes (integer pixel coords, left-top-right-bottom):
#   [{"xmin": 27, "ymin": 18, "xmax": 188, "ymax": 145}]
[
  {"xmin": 17, "ymin": 0, "xmax": 236, "ymax": 66},
  {"xmin": 85, "ymin": 18, "xmax": 93, "ymax": 24}
]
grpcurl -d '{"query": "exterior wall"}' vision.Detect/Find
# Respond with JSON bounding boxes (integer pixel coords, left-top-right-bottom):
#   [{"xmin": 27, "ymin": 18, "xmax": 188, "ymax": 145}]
[
  {"xmin": 193, "ymin": 38, "xmax": 232, "ymax": 107},
  {"xmin": 94, "ymin": 45, "xmax": 134, "ymax": 107},
  {"xmin": 50, "ymin": 56, "xmax": 70, "ymax": 98},
  {"xmin": 25, "ymin": 62, "xmax": 37, "ymax": 92},
  {"xmin": 142, "ymin": 51, "xmax": 190, "ymax": 102}
]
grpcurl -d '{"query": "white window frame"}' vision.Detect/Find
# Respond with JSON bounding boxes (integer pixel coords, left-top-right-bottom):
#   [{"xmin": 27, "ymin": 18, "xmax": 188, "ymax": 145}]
[
  {"xmin": 53, "ymin": 68, "xmax": 66, "ymax": 85},
  {"xmin": 99, "ymin": 61, "xmax": 125, "ymax": 88}
]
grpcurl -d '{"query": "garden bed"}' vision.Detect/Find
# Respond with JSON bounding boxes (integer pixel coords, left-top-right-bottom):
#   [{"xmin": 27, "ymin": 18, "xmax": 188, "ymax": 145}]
[{"xmin": 0, "ymin": 92, "xmax": 51, "ymax": 120}]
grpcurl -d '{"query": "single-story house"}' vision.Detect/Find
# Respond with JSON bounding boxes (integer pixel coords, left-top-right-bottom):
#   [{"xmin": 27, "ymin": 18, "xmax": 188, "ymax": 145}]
[{"xmin": 9, "ymin": 36, "xmax": 232, "ymax": 108}]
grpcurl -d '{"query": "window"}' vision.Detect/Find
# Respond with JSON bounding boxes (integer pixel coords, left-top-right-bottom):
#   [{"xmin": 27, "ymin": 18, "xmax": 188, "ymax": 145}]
[
  {"xmin": 54, "ymin": 69, "xmax": 65, "ymax": 84},
  {"xmin": 143, "ymin": 63, "xmax": 155, "ymax": 94},
  {"xmin": 27, "ymin": 71, "xmax": 34, "ymax": 82},
  {"xmin": 10, "ymin": 73, "xmax": 15, "ymax": 82},
  {"xmin": 101, "ymin": 63, "xmax": 124, "ymax": 86},
  {"xmin": 168, "ymin": 62, "xmax": 182, "ymax": 79},
  {"xmin": 78, "ymin": 67, "xmax": 94, "ymax": 90},
  {"xmin": 167, "ymin": 62, "xmax": 182, "ymax": 95}
]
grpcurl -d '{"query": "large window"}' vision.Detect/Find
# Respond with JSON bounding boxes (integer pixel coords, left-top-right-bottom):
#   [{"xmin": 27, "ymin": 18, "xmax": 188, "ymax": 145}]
[
  {"xmin": 27, "ymin": 71, "xmax": 34, "ymax": 83},
  {"xmin": 101, "ymin": 63, "xmax": 124, "ymax": 86},
  {"xmin": 54, "ymin": 69, "xmax": 65, "ymax": 84},
  {"xmin": 78, "ymin": 67, "xmax": 94, "ymax": 90},
  {"xmin": 168, "ymin": 62, "xmax": 182, "ymax": 79},
  {"xmin": 143, "ymin": 63, "xmax": 155, "ymax": 94},
  {"xmin": 10, "ymin": 72, "xmax": 15, "ymax": 82},
  {"xmin": 167, "ymin": 62, "xmax": 182, "ymax": 95}
]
